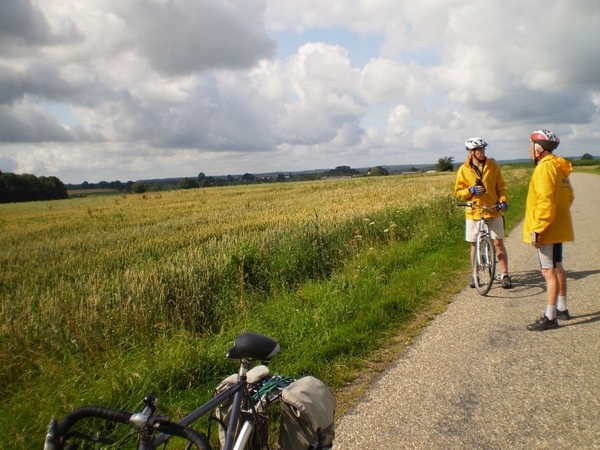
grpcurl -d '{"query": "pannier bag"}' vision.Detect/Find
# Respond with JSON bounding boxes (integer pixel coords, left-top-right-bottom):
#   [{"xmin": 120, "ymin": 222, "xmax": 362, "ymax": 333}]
[
  {"xmin": 213, "ymin": 365, "xmax": 271, "ymax": 448},
  {"xmin": 279, "ymin": 376, "xmax": 336, "ymax": 450}
]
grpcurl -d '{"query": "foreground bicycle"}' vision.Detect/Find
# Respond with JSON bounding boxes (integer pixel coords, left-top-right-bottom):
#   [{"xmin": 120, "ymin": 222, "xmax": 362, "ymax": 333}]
[
  {"xmin": 44, "ymin": 332, "xmax": 335, "ymax": 450},
  {"xmin": 458, "ymin": 202, "xmax": 500, "ymax": 296}
]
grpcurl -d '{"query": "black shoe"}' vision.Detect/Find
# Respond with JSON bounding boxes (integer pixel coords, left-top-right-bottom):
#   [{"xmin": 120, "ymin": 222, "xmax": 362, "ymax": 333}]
[
  {"xmin": 527, "ymin": 315, "xmax": 559, "ymax": 331},
  {"xmin": 501, "ymin": 274, "xmax": 512, "ymax": 289},
  {"xmin": 556, "ymin": 309, "xmax": 571, "ymax": 320}
]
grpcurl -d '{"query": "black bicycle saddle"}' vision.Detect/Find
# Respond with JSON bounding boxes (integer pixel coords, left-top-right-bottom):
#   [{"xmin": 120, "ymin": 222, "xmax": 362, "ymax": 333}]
[{"xmin": 225, "ymin": 332, "xmax": 280, "ymax": 363}]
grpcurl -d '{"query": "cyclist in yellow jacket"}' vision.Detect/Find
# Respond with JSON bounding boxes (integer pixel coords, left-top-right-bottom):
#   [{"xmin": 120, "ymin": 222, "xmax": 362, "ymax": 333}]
[
  {"xmin": 523, "ymin": 129, "xmax": 575, "ymax": 331},
  {"xmin": 455, "ymin": 137, "xmax": 512, "ymax": 289}
]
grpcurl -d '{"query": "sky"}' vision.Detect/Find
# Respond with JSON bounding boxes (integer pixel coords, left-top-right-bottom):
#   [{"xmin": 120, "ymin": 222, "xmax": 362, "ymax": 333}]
[{"xmin": 1, "ymin": 0, "xmax": 599, "ymax": 184}]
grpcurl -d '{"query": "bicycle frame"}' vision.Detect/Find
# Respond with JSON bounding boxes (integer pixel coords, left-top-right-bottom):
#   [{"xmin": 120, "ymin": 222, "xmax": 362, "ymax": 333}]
[
  {"xmin": 158, "ymin": 334, "xmax": 281, "ymax": 450},
  {"xmin": 153, "ymin": 377, "xmax": 245, "ymax": 447}
]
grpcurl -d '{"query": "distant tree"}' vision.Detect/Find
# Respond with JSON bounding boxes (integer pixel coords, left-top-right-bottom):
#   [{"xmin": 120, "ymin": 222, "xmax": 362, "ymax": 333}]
[
  {"xmin": 130, "ymin": 181, "xmax": 149, "ymax": 194},
  {"xmin": 241, "ymin": 173, "xmax": 256, "ymax": 182},
  {"xmin": 98, "ymin": 181, "xmax": 108, "ymax": 188},
  {"xmin": 108, "ymin": 180, "xmax": 124, "ymax": 191},
  {"xmin": 0, "ymin": 172, "xmax": 68, "ymax": 203},
  {"xmin": 178, "ymin": 177, "xmax": 200, "ymax": 190},
  {"xmin": 197, "ymin": 172, "xmax": 206, "ymax": 182},
  {"xmin": 325, "ymin": 166, "xmax": 360, "ymax": 177},
  {"xmin": 581, "ymin": 153, "xmax": 594, "ymax": 160},
  {"xmin": 367, "ymin": 166, "xmax": 389, "ymax": 176},
  {"xmin": 276, "ymin": 173, "xmax": 286, "ymax": 182},
  {"xmin": 148, "ymin": 183, "xmax": 163, "ymax": 192},
  {"xmin": 436, "ymin": 156, "xmax": 455, "ymax": 172},
  {"xmin": 39, "ymin": 176, "xmax": 68, "ymax": 200}
]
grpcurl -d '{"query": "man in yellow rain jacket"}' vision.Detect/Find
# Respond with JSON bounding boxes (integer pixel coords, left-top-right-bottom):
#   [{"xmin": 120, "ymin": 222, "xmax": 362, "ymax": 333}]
[
  {"xmin": 524, "ymin": 129, "xmax": 575, "ymax": 331},
  {"xmin": 455, "ymin": 137, "xmax": 512, "ymax": 289}
]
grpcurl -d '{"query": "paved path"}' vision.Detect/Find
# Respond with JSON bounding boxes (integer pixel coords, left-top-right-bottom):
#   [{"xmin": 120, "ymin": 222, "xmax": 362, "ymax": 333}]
[{"xmin": 334, "ymin": 172, "xmax": 600, "ymax": 449}]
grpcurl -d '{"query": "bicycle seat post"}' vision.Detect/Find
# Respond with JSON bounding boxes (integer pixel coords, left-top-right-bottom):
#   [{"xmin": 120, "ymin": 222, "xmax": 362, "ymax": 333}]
[{"xmin": 238, "ymin": 358, "xmax": 251, "ymax": 379}]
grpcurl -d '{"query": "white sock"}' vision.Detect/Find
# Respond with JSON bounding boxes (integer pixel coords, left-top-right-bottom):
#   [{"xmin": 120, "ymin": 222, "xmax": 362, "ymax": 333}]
[
  {"xmin": 557, "ymin": 296, "xmax": 567, "ymax": 311},
  {"xmin": 546, "ymin": 305, "xmax": 557, "ymax": 320}
]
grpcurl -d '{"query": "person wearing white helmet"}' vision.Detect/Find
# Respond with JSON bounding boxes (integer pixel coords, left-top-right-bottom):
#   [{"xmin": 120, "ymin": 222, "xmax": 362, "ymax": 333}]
[
  {"xmin": 455, "ymin": 137, "xmax": 512, "ymax": 289},
  {"xmin": 524, "ymin": 129, "xmax": 575, "ymax": 331}
]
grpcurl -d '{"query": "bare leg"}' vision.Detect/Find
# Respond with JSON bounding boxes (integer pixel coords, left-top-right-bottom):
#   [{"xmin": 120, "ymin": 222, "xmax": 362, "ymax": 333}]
[
  {"xmin": 541, "ymin": 267, "xmax": 558, "ymax": 307},
  {"xmin": 555, "ymin": 262, "xmax": 567, "ymax": 297},
  {"xmin": 494, "ymin": 239, "xmax": 508, "ymax": 274}
]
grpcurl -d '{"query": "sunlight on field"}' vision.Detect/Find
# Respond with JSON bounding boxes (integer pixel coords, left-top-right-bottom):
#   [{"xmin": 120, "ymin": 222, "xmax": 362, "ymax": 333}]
[
  {"xmin": 1, "ymin": 170, "xmax": 531, "ymax": 382},
  {"xmin": 0, "ymin": 169, "xmax": 533, "ymax": 443},
  {"xmin": 0, "ymin": 171, "xmax": 529, "ymax": 346},
  {"xmin": 1, "ymin": 173, "xmax": 454, "ymax": 365}
]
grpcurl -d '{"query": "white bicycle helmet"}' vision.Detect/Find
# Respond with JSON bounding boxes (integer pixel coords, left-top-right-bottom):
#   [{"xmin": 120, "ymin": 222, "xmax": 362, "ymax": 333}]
[
  {"xmin": 465, "ymin": 137, "xmax": 488, "ymax": 150},
  {"xmin": 530, "ymin": 129, "xmax": 560, "ymax": 151}
]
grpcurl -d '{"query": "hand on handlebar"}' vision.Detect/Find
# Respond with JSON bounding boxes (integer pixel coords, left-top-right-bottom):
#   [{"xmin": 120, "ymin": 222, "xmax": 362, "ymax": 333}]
[{"xmin": 496, "ymin": 202, "xmax": 508, "ymax": 211}]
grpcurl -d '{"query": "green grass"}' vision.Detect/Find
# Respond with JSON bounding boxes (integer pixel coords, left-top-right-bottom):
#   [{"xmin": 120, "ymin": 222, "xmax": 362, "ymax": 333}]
[
  {"xmin": 573, "ymin": 164, "xmax": 600, "ymax": 176},
  {"xmin": 0, "ymin": 169, "xmax": 530, "ymax": 447}
]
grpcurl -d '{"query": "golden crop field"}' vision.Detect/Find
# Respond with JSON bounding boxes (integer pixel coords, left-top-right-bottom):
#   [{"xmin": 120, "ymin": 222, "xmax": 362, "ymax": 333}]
[
  {"xmin": 1, "ymin": 169, "xmax": 535, "ymax": 444},
  {"xmin": 2, "ymin": 170, "xmax": 536, "ymax": 393},
  {"xmin": 1, "ymin": 172, "xmax": 459, "ymax": 375}
]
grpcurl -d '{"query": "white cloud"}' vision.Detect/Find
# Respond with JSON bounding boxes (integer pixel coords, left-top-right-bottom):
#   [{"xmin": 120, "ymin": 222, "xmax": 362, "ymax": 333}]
[{"xmin": 0, "ymin": 0, "xmax": 599, "ymax": 183}]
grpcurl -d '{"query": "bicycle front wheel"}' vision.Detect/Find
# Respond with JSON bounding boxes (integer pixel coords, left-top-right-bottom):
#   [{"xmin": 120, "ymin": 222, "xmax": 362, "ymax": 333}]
[{"xmin": 474, "ymin": 235, "xmax": 496, "ymax": 296}]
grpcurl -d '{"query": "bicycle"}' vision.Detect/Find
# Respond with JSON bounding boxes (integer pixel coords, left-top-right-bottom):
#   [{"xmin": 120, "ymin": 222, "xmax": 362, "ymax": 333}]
[
  {"xmin": 458, "ymin": 202, "xmax": 501, "ymax": 296},
  {"xmin": 43, "ymin": 332, "xmax": 295, "ymax": 450}
]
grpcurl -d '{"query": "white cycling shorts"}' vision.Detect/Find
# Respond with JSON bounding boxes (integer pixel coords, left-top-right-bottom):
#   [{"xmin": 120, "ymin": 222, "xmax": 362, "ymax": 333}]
[
  {"xmin": 465, "ymin": 217, "xmax": 505, "ymax": 242},
  {"xmin": 537, "ymin": 243, "xmax": 563, "ymax": 269}
]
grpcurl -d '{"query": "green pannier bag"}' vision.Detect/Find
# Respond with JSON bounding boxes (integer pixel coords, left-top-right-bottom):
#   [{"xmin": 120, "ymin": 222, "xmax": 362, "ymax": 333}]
[{"xmin": 279, "ymin": 376, "xmax": 336, "ymax": 450}]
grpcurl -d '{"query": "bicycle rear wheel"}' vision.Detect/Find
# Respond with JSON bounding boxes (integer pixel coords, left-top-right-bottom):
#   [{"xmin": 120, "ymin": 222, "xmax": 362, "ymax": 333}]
[{"xmin": 474, "ymin": 235, "xmax": 496, "ymax": 296}]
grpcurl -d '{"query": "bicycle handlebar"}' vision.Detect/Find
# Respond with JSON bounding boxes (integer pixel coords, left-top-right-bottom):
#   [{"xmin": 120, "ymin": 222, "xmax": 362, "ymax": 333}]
[
  {"xmin": 44, "ymin": 405, "xmax": 210, "ymax": 450},
  {"xmin": 149, "ymin": 419, "xmax": 211, "ymax": 450},
  {"xmin": 457, "ymin": 201, "xmax": 501, "ymax": 210}
]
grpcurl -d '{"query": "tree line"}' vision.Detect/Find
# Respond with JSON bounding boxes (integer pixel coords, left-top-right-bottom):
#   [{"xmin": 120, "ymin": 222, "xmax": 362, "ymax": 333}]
[
  {"xmin": 10, "ymin": 153, "xmax": 596, "ymax": 203},
  {"xmin": 0, "ymin": 171, "xmax": 68, "ymax": 204},
  {"xmin": 0, "ymin": 164, "xmax": 429, "ymax": 202},
  {"xmin": 77, "ymin": 166, "xmax": 398, "ymax": 194}
]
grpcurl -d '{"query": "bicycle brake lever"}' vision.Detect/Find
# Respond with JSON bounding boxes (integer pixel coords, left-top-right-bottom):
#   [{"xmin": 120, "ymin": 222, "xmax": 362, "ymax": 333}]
[{"xmin": 43, "ymin": 419, "xmax": 59, "ymax": 450}]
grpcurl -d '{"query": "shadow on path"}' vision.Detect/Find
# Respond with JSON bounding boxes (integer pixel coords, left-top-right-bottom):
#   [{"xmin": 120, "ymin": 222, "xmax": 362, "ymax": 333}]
[
  {"xmin": 568, "ymin": 269, "xmax": 600, "ymax": 280},
  {"xmin": 559, "ymin": 310, "xmax": 600, "ymax": 328}
]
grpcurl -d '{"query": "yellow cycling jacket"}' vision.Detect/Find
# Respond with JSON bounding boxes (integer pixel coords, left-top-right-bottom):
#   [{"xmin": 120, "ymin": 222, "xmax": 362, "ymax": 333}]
[
  {"xmin": 523, "ymin": 154, "xmax": 575, "ymax": 244},
  {"xmin": 454, "ymin": 155, "xmax": 508, "ymax": 220}
]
